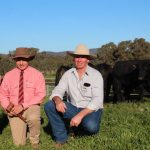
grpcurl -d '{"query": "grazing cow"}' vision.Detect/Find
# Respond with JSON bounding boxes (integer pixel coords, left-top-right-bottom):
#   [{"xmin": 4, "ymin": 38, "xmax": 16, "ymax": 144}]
[{"xmin": 112, "ymin": 60, "xmax": 150, "ymax": 103}]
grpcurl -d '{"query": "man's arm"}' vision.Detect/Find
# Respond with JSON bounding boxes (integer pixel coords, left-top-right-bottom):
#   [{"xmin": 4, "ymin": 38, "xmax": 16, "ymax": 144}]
[
  {"xmin": 50, "ymin": 71, "xmax": 69, "ymax": 113},
  {"xmin": 0, "ymin": 79, "xmax": 10, "ymax": 110},
  {"xmin": 52, "ymin": 96, "xmax": 67, "ymax": 113},
  {"xmin": 70, "ymin": 108, "xmax": 94, "ymax": 127}
]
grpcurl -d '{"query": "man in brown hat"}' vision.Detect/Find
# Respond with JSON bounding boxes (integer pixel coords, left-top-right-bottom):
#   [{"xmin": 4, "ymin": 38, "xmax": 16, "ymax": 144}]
[
  {"xmin": 0, "ymin": 47, "xmax": 46, "ymax": 149},
  {"xmin": 44, "ymin": 44, "xmax": 104, "ymax": 148}
]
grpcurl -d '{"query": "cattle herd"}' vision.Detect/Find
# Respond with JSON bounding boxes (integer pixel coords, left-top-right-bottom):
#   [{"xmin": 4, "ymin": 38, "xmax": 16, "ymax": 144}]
[{"xmin": 55, "ymin": 59, "xmax": 150, "ymax": 103}]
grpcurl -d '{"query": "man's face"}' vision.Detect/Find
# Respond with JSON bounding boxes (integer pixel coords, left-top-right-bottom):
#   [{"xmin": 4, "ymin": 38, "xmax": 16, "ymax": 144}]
[
  {"xmin": 74, "ymin": 56, "xmax": 89, "ymax": 69},
  {"xmin": 15, "ymin": 58, "xmax": 29, "ymax": 70}
]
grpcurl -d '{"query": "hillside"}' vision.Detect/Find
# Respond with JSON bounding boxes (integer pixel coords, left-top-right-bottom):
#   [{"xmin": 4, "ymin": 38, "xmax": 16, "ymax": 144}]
[
  {"xmin": 41, "ymin": 48, "xmax": 98, "ymax": 56},
  {"xmin": 0, "ymin": 48, "xmax": 98, "ymax": 56}
]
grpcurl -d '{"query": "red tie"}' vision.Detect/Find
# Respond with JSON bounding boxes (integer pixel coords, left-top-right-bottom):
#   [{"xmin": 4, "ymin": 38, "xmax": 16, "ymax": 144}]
[{"xmin": 18, "ymin": 71, "xmax": 24, "ymax": 104}]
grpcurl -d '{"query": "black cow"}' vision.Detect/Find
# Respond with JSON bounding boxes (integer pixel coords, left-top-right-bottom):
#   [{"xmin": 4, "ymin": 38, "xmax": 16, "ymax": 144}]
[
  {"xmin": 55, "ymin": 65, "xmax": 71, "ymax": 86},
  {"xmin": 137, "ymin": 60, "xmax": 150, "ymax": 98},
  {"xmin": 95, "ymin": 63, "xmax": 113, "ymax": 102},
  {"xmin": 112, "ymin": 60, "xmax": 140, "ymax": 103},
  {"xmin": 55, "ymin": 65, "xmax": 71, "ymax": 101},
  {"xmin": 112, "ymin": 60, "xmax": 150, "ymax": 103}
]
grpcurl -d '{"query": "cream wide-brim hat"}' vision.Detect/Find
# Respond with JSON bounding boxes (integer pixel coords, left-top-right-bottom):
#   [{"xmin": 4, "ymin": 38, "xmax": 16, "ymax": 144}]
[{"xmin": 67, "ymin": 44, "xmax": 96, "ymax": 60}]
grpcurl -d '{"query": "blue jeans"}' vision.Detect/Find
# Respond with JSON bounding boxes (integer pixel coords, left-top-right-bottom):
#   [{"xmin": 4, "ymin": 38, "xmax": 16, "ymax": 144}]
[{"xmin": 44, "ymin": 100, "xmax": 103, "ymax": 143}]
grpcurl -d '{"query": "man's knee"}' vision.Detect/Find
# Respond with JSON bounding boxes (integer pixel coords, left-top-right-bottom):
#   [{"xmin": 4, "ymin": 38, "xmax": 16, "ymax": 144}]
[
  {"xmin": 84, "ymin": 121, "xmax": 99, "ymax": 134},
  {"xmin": 44, "ymin": 100, "xmax": 55, "ymax": 113},
  {"xmin": 28, "ymin": 114, "xmax": 40, "ymax": 124}
]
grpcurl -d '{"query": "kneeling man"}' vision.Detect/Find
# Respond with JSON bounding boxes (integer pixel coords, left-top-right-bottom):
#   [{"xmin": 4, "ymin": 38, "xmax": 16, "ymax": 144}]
[{"xmin": 44, "ymin": 44, "xmax": 104, "ymax": 147}]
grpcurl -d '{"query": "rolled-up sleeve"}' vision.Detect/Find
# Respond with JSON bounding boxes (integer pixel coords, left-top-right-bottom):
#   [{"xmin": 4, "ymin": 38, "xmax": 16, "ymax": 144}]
[{"xmin": 87, "ymin": 73, "xmax": 104, "ymax": 111}]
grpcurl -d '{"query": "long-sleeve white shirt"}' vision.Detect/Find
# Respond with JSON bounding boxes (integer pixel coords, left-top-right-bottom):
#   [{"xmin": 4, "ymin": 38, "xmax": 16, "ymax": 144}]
[{"xmin": 50, "ymin": 65, "xmax": 104, "ymax": 111}]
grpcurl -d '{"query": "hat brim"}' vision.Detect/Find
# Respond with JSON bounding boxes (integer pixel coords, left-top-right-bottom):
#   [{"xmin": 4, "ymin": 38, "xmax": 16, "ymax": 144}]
[
  {"xmin": 67, "ymin": 51, "xmax": 96, "ymax": 60},
  {"xmin": 11, "ymin": 55, "xmax": 35, "ymax": 60}
]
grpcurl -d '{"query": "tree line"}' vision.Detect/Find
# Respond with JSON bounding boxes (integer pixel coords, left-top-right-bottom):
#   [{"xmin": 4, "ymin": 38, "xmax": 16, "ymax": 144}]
[
  {"xmin": 0, "ymin": 38, "xmax": 150, "ymax": 76},
  {"xmin": 96, "ymin": 38, "xmax": 150, "ymax": 66}
]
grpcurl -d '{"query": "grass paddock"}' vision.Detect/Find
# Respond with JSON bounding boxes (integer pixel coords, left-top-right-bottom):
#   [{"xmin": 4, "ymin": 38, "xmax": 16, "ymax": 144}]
[{"xmin": 0, "ymin": 98, "xmax": 150, "ymax": 150}]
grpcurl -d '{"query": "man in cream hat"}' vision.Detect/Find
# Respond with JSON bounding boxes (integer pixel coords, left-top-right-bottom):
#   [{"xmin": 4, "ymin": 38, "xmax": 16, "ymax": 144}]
[
  {"xmin": 44, "ymin": 44, "xmax": 104, "ymax": 148},
  {"xmin": 0, "ymin": 47, "xmax": 46, "ymax": 149}
]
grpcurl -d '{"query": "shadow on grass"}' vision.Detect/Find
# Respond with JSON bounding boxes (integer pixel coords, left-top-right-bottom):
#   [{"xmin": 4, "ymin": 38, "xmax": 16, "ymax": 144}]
[
  {"xmin": 104, "ymin": 94, "xmax": 150, "ymax": 104},
  {"xmin": 0, "ymin": 113, "xmax": 9, "ymax": 134},
  {"xmin": 43, "ymin": 122, "xmax": 55, "ymax": 140},
  {"xmin": 41, "ymin": 117, "xmax": 44, "ymax": 125}
]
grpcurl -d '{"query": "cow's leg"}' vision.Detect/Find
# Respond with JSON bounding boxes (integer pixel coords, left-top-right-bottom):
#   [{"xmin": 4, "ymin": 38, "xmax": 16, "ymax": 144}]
[{"xmin": 113, "ymin": 78, "xmax": 122, "ymax": 103}]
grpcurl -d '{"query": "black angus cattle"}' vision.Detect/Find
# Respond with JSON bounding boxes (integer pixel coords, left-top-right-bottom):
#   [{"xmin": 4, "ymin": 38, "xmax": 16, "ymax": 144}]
[
  {"xmin": 55, "ymin": 65, "xmax": 71, "ymax": 101},
  {"xmin": 112, "ymin": 60, "xmax": 150, "ymax": 103},
  {"xmin": 55, "ymin": 65, "xmax": 71, "ymax": 86},
  {"xmin": 95, "ymin": 63, "xmax": 113, "ymax": 102},
  {"xmin": 55, "ymin": 63, "xmax": 112, "ymax": 102},
  {"xmin": 112, "ymin": 60, "xmax": 140, "ymax": 103},
  {"xmin": 137, "ymin": 60, "xmax": 150, "ymax": 98}
]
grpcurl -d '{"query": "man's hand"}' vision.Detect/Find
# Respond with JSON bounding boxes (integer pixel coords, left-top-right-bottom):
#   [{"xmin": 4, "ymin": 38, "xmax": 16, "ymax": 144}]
[
  {"xmin": 70, "ymin": 108, "xmax": 94, "ymax": 127},
  {"xmin": 70, "ymin": 114, "xmax": 83, "ymax": 127},
  {"xmin": 55, "ymin": 100, "xmax": 67, "ymax": 113},
  {"xmin": 7, "ymin": 112, "xmax": 14, "ymax": 117},
  {"xmin": 53, "ymin": 96, "xmax": 67, "ymax": 113},
  {"xmin": 10, "ymin": 105, "xmax": 24, "ymax": 115}
]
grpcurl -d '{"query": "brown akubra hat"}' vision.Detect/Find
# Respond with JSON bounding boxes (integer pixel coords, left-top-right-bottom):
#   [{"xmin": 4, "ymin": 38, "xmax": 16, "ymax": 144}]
[{"xmin": 11, "ymin": 47, "xmax": 36, "ymax": 60}]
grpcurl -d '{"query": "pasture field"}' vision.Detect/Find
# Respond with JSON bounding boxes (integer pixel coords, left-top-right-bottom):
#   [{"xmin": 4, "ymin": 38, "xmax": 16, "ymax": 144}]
[{"xmin": 0, "ymin": 98, "xmax": 150, "ymax": 150}]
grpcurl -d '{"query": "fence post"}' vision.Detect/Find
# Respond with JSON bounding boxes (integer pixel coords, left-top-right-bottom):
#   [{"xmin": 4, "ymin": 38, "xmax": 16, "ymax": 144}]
[{"xmin": 45, "ymin": 77, "xmax": 55, "ymax": 96}]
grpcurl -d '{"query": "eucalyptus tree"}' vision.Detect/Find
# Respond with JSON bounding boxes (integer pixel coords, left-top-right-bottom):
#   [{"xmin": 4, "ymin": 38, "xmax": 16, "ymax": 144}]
[
  {"xmin": 130, "ymin": 38, "xmax": 150, "ymax": 59},
  {"xmin": 97, "ymin": 42, "xmax": 117, "ymax": 65}
]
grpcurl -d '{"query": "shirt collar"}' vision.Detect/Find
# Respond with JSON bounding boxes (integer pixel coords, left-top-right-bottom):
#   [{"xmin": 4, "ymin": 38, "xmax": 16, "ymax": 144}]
[
  {"xmin": 71, "ymin": 65, "xmax": 90, "ymax": 76},
  {"xmin": 85, "ymin": 65, "xmax": 91, "ymax": 76}
]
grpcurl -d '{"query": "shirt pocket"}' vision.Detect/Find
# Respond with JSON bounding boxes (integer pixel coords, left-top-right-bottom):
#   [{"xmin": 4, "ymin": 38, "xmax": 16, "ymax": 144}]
[
  {"xmin": 10, "ymin": 84, "xmax": 18, "ymax": 96},
  {"xmin": 81, "ymin": 86, "xmax": 92, "ymax": 98},
  {"xmin": 25, "ymin": 82, "xmax": 35, "ymax": 93}
]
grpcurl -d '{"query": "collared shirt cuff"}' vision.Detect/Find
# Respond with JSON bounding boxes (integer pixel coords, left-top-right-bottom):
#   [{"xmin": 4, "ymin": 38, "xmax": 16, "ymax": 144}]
[{"xmin": 50, "ymin": 94, "xmax": 63, "ymax": 100}]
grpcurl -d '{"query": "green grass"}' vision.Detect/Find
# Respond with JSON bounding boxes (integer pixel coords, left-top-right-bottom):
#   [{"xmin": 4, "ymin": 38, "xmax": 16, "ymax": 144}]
[{"xmin": 0, "ymin": 98, "xmax": 150, "ymax": 150}]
